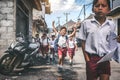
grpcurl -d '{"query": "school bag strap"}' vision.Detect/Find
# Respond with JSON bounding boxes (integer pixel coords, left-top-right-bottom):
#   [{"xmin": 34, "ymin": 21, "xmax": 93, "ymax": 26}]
[{"xmin": 54, "ymin": 34, "xmax": 68, "ymax": 52}]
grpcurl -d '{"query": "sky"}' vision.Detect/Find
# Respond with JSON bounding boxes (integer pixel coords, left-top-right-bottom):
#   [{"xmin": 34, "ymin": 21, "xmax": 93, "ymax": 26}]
[{"xmin": 45, "ymin": 0, "xmax": 93, "ymax": 28}]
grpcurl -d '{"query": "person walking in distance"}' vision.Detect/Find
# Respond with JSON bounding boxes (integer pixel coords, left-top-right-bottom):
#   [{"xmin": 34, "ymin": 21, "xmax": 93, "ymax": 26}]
[
  {"xmin": 32, "ymin": 34, "xmax": 41, "ymax": 57},
  {"xmin": 79, "ymin": 0, "xmax": 120, "ymax": 80},
  {"xmin": 49, "ymin": 35, "xmax": 56, "ymax": 64},
  {"xmin": 41, "ymin": 33, "xmax": 50, "ymax": 59}
]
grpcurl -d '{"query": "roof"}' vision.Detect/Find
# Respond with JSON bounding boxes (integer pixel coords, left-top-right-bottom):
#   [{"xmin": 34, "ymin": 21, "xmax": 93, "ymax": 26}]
[
  {"xmin": 63, "ymin": 20, "xmax": 75, "ymax": 30},
  {"xmin": 63, "ymin": 20, "xmax": 75, "ymax": 27},
  {"xmin": 108, "ymin": 6, "xmax": 120, "ymax": 16},
  {"xmin": 86, "ymin": 14, "xmax": 94, "ymax": 19}
]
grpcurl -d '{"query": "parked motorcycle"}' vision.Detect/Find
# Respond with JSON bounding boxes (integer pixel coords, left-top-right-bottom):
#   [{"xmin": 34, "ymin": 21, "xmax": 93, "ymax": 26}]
[{"xmin": 0, "ymin": 33, "xmax": 40, "ymax": 75}]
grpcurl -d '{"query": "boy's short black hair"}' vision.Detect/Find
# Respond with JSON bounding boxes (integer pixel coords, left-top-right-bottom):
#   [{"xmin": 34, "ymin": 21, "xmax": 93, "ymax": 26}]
[
  {"xmin": 43, "ymin": 33, "xmax": 47, "ymax": 36},
  {"xmin": 51, "ymin": 35, "xmax": 55, "ymax": 37},
  {"xmin": 92, "ymin": 0, "xmax": 111, "ymax": 10},
  {"xmin": 35, "ymin": 33, "xmax": 39, "ymax": 37},
  {"xmin": 60, "ymin": 26, "xmax": 67, "ymax": 31}
]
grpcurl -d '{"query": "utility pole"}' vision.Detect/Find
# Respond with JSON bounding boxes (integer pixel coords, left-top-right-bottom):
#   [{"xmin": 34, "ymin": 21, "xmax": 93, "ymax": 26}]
[
  {"xmin": 57, "ymin": 17, "xmax": 61, "ymax": 26},
  {"xmin": 41, "ymin": 2, "xmax": 46, "ymax": 33},
  {"xmin": 78, "ymin": 2, "xmax": 92, "ymax": 20},
  {"xmin": 83, "ymin": 4, "xmax": 86, "ymax": 19},
  {"xmin": 64, "ymin": 12, "xmax": 70, "ymax": 34},
  {"xmin": 57, "ymin": 17, "xmax": 61, "ymax": 31}
]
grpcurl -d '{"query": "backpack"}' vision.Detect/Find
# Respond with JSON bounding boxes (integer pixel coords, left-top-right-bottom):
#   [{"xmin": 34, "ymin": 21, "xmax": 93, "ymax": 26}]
[{"xmin": 54, "ymin": 34, "xmax": 68, "ymax": 52}]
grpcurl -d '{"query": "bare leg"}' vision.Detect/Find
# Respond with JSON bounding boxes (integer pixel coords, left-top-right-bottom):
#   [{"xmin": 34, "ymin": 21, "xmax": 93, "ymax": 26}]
[
  {"xmin": 58, "ymin": 55, "xmax": 62, "ymax": 65},
  {"xmin": 100, "ymin": 74, "xmax": 109, "ymax": 80}
]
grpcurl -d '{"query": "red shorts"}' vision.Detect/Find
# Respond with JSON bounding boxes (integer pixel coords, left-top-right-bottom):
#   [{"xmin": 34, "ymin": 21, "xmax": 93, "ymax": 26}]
[
  {"xmin": 50, "ymin": 48, "xmax": 55, "ymax": 54},
  {"xmin": 41, "ymin": 45, "xmax": 49, "ymax": 53},
  {"xmin": 58, "ymin": 47, "xmax": 67, "ymax": 57},
  {"xmin": 86, "ymin": 54, "xmax": 111, "ymax": 80},
  {"xmin": 68, "ymin": 48, "xmax": 75, "ymax": 56}
]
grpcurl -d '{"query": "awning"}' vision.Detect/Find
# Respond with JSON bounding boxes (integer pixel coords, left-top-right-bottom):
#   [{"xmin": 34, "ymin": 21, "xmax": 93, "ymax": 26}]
[
  {"xmin": 45, "ymin": 4, "xmax": 51, "ymax": 14},
  {"xmin": 108, "ymin": 6, "xmax": 120, "ymax": 16},
  {"xmin": 30, "ymin": 0, "xmax": 42, "ymax": 11},
  {"xmin": 34, "ymin": 19, "xmax": 44, "ymax": 26},
  {"xmin": 41, "ymin": 0, "xmax": 49, "ymax": 4}
]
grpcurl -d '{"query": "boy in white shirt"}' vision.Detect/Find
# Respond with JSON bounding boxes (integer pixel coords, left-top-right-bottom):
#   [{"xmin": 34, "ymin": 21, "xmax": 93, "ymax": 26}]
[
  {"xmin": 41, "ymin": 33, "xmax": 50, "ymax": 59},
  {"xmin": 79, "ymin": 0, "xmax": 120, "ymax": 80}
]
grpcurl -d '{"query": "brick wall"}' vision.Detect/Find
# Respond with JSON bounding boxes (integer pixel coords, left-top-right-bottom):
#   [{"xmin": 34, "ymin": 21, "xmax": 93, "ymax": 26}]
[
  {"xmin": 0, "ymin": 0, "xmax": 39, "ymax": 55},
  {"xmin": 0, "ymin": 0, "xmax": 15, "ymax": 53}
]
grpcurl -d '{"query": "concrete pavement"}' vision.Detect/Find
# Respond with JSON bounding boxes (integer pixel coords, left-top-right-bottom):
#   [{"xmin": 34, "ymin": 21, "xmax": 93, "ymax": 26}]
[
  {"xmin": 0, "ymin": 47, "xmax": 120, "ymax": 80},
  {"xmin": 72, "ymin": 48, "xmax": 120, "ymax": 80}
]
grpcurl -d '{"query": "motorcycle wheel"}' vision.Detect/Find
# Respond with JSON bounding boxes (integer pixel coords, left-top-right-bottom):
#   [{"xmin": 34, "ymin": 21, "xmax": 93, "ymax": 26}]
[{"xmin": 0, "ymin": 54, "xmax": 14, "ymax": 75}]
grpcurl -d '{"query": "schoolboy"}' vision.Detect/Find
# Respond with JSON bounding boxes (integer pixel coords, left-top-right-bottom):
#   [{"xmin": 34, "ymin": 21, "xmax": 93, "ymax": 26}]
[{"xmin": 79, "ymin": 0, "xmax": 120, "ymax": 80}]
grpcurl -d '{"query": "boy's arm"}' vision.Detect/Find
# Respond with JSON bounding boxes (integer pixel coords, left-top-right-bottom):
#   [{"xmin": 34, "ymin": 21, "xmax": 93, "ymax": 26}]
[
  {"xmin": 117, "ymin": 35, "xmax": 120, "ymax": 43},
  {"xmin": 69, "ymin": 27, "xmax": 76, "ymax": 37},
  {"xmin": 81, "ymin": 40, "xmax": 90, "ymax": 62},
  {"xmin": 52, "ymin": 21, "xmax": 58, "ymax": 35},
  {"xmin": 75, "ymin": 43, "xmax": 78, "ymax": 51}
]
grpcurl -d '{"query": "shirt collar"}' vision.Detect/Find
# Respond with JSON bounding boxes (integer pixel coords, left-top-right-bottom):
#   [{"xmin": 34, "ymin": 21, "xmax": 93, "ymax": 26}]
[{"xmin": 91, "ymin": 16, "xmax": 110, "ymax": 26}]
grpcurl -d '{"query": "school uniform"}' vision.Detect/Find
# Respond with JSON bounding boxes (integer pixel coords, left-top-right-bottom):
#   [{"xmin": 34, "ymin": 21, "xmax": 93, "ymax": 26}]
[
  {"xmin": 56, "ymin": 33, "xmax": 69, "ymax": 57},
  {"xmin": 67, "ymin": 39, "xmax": 77, "ymax": 56},
  {"xmin": 79, "ymin": 17, "xmax": 116, "ymax": 79},
  {"xmin": 41, "ymin": 38, "xmax": 50, "ymax": 53}
]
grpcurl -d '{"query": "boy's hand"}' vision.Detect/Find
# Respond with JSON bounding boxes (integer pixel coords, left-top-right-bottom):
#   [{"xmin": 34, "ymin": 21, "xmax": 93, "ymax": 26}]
[
  {"xmin": 117, "ymin": 35, "xmax": 120, "ymax": 43},
  {"xmin": 75, "ymin": 47, "xmax": 78, "ymax": 51},
  {"xmin": 73, "ymin": 22, "xmax": 80, "ymax": 28},
  {"xmin": 73, "ymin": 23, "xmax": 77, "ymax": 28}
]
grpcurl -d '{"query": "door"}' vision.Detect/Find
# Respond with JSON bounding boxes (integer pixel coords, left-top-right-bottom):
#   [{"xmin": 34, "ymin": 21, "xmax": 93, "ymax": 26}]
[{"xmin": 16, "ymin": 0, "xmax": 29, "ymax": 40}]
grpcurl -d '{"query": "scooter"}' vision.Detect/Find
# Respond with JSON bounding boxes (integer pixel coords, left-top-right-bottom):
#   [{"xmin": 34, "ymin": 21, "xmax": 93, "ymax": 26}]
[{"xmin": 0, "ymin": 33, "xmax": 40, "ymax": 75}]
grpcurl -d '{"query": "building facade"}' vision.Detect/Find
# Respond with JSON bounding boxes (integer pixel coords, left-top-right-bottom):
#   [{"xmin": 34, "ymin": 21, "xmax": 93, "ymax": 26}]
[
  {"xmin": 0, "ymin": 0, "xmax": 42, "ymax": 53},
  {"xmin": 32, "ymin": 0, "xmax": 51, "ymax": 37},
  {"xmin": 109, "ymin": 0, "xmax": 120, "ymax": 35}
]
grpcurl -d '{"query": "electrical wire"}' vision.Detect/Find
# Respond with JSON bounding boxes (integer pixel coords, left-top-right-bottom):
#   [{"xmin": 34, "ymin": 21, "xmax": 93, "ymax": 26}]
[{"xmin": 77, "ymin": 2, "xmax": 92, "ymax": 20}]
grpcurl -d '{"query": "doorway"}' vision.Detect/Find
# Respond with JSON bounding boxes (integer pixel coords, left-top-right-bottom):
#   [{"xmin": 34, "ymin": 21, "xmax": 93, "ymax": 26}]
[{"xmin": 16, "ymin": 0, "xmax": 29, "ymax": 40}]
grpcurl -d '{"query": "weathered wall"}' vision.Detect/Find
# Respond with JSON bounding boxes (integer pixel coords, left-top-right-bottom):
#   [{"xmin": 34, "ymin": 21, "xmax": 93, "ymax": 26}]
[
  {"xmin": 0, "ymin": 0, "xmax": 15, "ymax": 53},
  {"xmin": 0, "ymin": 0, "xmax": 34, "ymax": 54}
]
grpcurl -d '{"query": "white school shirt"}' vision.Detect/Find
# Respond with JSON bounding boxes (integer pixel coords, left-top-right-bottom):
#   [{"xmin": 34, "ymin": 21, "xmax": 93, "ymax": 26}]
[
  {"xmin": 79, "ymin": 17, "xmax": 116, "ymax": 57},
  {"xmin": 68, "ymin": 39, "xmax": 77, "ymax": 48},
  {"xmin": 56, "ymin": 33, "xmax": 69, "ymax": 48},
  {"xmin": 41, "ymin": 38, "xmax": 49, "ymax": 46},
  {"xmin": 49, "ymin": 39, "xmax": 55, "ymax": 48}
]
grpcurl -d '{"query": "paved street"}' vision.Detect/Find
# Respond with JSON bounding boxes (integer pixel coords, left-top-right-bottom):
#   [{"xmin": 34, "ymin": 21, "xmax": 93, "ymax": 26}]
[{"xmin": 0, "ymin": 48, "xmax": 120, "ymax": 80}]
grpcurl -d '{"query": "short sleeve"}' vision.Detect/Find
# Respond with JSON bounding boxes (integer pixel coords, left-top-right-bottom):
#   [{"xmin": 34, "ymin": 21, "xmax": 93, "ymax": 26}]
[{"xmin": 78, "ymin": 22, "xmax": 87, "ymax": 40}]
